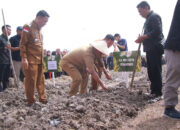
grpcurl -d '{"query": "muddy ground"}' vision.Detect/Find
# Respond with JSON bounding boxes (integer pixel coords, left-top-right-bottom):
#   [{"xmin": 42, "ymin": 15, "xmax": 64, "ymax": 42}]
[{"xmin": 0, "ymin": 67, "xmax": 166, "ymax": 130}]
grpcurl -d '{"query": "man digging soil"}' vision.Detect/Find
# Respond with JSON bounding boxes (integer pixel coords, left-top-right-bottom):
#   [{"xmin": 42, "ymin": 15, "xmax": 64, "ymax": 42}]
[{"xmin": 60, "ymin": 35, "xmax": 114, "ymax": 96}]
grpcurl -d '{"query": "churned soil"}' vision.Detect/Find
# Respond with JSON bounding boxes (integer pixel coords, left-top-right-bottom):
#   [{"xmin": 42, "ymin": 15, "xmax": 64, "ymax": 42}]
[{"xmin": 0, "ymin": 67, "xmax": 167, "ymax": 130}]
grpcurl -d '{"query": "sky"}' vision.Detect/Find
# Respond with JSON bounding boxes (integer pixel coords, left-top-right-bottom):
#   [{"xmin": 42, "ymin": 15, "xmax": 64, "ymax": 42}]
[{"xmin": 0, "ymin": 0, "xmax": 177, "ymax": 53}]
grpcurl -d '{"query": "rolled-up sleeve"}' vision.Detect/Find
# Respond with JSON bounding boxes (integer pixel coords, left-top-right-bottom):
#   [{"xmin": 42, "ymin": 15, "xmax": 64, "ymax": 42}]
[{"xmin": 98, "ymin": 57, "xmax": 104, "ymax": 68}]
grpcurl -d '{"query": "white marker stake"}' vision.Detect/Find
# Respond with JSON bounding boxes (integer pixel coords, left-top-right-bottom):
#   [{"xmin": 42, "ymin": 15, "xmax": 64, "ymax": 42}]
[
  {"xmin": 125, "ymin": 72, "xmax": 129, "ymax": 89},
  {"xmin": 52, "ymin": 72, "xmax": 55, "ymax": 87}
]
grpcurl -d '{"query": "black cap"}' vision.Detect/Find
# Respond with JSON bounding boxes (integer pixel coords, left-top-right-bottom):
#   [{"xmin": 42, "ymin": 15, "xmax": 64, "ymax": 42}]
[{"xmin": 17, "ymin": 26, "xmax": 23, "ymax": 31}]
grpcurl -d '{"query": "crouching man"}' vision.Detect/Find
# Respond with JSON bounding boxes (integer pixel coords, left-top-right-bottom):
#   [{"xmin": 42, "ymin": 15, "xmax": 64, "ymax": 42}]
[{"xmin": 60, "ymin": 35, "xmax": 114, "ymax": 96}]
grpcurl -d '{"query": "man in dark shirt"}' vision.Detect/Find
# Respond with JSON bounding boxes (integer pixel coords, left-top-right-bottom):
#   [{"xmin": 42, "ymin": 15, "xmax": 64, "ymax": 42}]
[
  {"xmin": 135, "ymin": 1, "xmax": 164, "ymax": 97},
  {"xmin": 10, "ymin": 26, "xmax": 23, "ymax": 86},
  {"xmin": 0, "ymin": 25, "xmax": 11, "ymax": 92},
  {"xmin": 107, "ymin": 52, "xmax": 113, "ymax": 70},
  {"xmin": 163, "ymin": 0, "xmax": 180, "ymax": 119},
  {"xmin": 114, "ymin": 33, "xmax": 128, "ymax": 52}
]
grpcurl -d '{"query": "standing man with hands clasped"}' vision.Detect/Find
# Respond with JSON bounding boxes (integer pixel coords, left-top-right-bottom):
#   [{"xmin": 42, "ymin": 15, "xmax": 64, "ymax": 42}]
[
  {"xmin": 10, "ymin": 26, "xmax": 23, "ymax": 87},
  {"xmin": 135, "ymin": 1, "xmax": 164, "ymax": 98},
  {"xmin": 20, "ymin": 10, "xmax": 50, "ymax": 105}
]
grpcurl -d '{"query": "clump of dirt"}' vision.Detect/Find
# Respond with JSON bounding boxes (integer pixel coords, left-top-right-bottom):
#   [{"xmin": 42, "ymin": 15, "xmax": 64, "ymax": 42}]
[{"xmin": 0, "ymin": 67, "xmax": 165, "ymax": 130}]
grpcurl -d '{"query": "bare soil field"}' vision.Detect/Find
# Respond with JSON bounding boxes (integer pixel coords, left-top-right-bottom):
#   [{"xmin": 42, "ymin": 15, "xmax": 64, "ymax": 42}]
[{"xmin": 1, "ymin": 66, "xmax": 178, "ymax": 130}]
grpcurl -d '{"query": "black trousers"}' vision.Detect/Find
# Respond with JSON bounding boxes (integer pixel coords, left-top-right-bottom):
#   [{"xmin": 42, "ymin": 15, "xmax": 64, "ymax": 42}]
[
  {"xmin": 44, "ymin": 72, "xmax": 49, "ymax": 79},
  {"xmin": 55, "ymin": 72, "xmax": 62, "ymax": 78},
  {"xmin": 0, "ymin": 64, "xmax": 11, "ymax": 92},
  {"xmin": 146, "ymin": 49, "xmax": 162, "ymax": 96},
  {"xmin": 20, "ymin": 68, "xmax": 25, "ymax": 82}
]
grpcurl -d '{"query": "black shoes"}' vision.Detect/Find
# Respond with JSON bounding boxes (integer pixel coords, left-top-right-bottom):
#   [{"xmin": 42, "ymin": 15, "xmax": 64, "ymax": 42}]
[
  {"xmin": 164, "ymin": 107, "xmax": 180, "ymax": 120},
  {"xmin": 40, "ymin": 100, "xmax": 48, "ymax": 104}
]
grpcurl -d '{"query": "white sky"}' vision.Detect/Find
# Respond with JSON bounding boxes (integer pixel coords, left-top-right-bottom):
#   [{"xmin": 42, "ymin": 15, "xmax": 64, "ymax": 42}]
[{"xmin": 0, "ymin": 0, "xmax": 177, "ymax": 53}]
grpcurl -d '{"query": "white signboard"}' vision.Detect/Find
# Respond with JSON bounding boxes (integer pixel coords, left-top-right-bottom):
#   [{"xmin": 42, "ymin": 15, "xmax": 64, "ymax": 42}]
[{"xmin": 48, "ymin": 61, "xmax": 57, "ymax": 70}]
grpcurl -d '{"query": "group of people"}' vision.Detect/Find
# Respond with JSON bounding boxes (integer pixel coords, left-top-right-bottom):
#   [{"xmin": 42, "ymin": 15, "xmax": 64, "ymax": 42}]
[
  {"xmin": 0, "ymin": 0, "xmax": 180, "ymax": 120},
  {"xmin": 43, "ymin": 48, "xmax": 69, "ymax": 79},
  {"xmin": 103, "ymin": 33, "xmax": 128, "ymax": 70},
  {"xmin": 0, "ymin": 10, "xmax": 50, "ymax": 105},
  {"xmin": 135, "ymin": 1, "xmax": 180, "ymax": 120}
]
